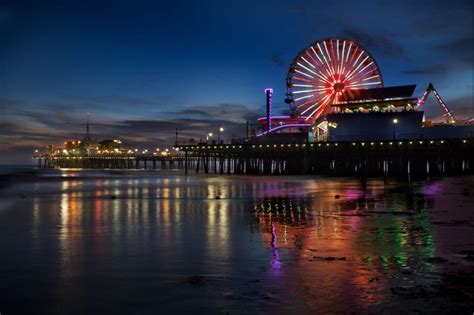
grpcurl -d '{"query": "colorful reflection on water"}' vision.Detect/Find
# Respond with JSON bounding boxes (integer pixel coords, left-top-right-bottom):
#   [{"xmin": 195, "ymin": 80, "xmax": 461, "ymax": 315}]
[
  {"xmin": 0, "ymin": 170, "xmax": 473, "ymax": 313},
  {"xmin": 253, "ymin": 193, "xmax": 438, "ymax": 311}
]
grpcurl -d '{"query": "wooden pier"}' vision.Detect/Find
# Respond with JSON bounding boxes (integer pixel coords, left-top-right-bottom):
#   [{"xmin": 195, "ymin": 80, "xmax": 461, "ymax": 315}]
[
  {"xmin": 34, "ymin": 154, "xmax": 185, "ymax": 170},
  {"xmin": 178, "ymin": 139, "xmax": 474, "ymax": 177},
  {"xmin": 34, "ymin": 139, "xmax": 474, "ymax": 177}
]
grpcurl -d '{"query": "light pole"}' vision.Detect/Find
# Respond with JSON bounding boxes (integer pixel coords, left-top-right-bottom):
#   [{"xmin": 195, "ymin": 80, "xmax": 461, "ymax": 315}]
[
  {"xmin": 392, "ymin": 118, "xmax": 398, "ymax": 140},
  {"xmin": 327, "ymin": 122, "xmax": 337, "ymax": 141},
  {"xmin": 207, "ymin": 132, "xmax": 213, "ymax": 143},
  {"xmin": 218, "ymin": 126, "xmax": 224, "ymax": 144}
]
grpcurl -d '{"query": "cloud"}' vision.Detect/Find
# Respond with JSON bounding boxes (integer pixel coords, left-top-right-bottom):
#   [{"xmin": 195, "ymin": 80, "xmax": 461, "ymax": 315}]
[
  {"xmin": 271, "ymin": 53, "xmax": 286, "ymax": 68},
  {"xmin": 172, "ymin": 103, "xmax": 261, "ymax": 123},
  {"xmin": 408, "ymin": 0, "xmax": 473, "ymax": 36},
  {"xmin": 341, "ymin": 27, "xmax": 405, "ymax": 58},
  {"xmin": 113, "ymin": 117, "xmax": 250, "ymax": 145},
  {"xmin": 0, "ymin": 99, "xmax": 260, "ymax": 155},
  {"xmin": 437, "ymin": 36, "xmax": 474, "ymax": 66},
  {"xmin": 423, "ymin": 95, "xmax": 473, "ymax": 121},
  {"xmin": 401, "ymin": 65, "xmax": 448, "ymax": 76}
]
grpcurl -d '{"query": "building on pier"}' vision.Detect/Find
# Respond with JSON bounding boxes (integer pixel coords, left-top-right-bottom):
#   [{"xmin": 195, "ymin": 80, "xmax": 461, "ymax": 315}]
[
  {"xmin": 59, "ymin": 139, "xmax": 133, "ymax": 156},
  {"xmin": 53, "ymin": 115, "xmax": 133, "ymax": 157}
]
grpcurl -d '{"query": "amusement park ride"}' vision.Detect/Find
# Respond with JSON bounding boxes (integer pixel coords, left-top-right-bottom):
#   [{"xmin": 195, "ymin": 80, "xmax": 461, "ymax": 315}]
[
  {"xmin": 418, "ymin": 83, "xmax": 456, "ymax": 124},
  {"xmin": 287, "ymin": 38, "xmax": 383, "ymax": 121},
  {"xmin": 257, "ymin": 37, "xmax": 466, "ymax": 139}
]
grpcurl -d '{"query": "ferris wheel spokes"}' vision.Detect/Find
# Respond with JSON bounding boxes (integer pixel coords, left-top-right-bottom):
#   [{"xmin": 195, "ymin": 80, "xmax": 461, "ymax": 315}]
[{"xmin": 286, "ymin": 38, "xmax": 384, "ymax": 122}]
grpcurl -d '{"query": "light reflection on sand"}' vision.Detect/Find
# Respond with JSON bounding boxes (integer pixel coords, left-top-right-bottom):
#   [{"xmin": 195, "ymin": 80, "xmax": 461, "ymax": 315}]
[{"xmin": 0, "ymin": 171, "xmax": 473, "ymax": 313}]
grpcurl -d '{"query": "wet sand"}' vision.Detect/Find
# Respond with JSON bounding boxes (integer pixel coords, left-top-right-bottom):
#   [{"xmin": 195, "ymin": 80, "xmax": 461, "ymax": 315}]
[{"xmin": 0, "ymin": 169, "xmax": 473, "ymax": 314}]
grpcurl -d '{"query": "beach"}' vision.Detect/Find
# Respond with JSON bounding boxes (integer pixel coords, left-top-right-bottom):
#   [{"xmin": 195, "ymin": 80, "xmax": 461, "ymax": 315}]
[{"xmin": 0, "ymin": 168, "xmax": 473, "ymax": 314}]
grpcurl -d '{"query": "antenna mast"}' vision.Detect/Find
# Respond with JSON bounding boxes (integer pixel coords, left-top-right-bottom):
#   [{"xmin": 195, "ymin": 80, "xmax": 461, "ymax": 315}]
[{"xmin": 84, "ymin": 113, "xmax": 91, "ymax": 141}]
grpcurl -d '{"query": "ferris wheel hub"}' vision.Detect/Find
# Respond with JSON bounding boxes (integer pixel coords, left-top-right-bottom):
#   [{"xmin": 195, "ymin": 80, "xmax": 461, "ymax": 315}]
[{"xmin": 333, "ymin": 83, "xmax": 345, "ymax": 92}]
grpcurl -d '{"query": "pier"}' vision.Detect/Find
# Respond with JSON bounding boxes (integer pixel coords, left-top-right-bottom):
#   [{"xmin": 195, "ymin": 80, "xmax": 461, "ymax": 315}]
[
  {"xmin": 178, "ymin": 139, "xmax": 473, "ymax": 177},
  {"xmin": 33, "ymin": 138, "xmax": 474, "ymax": 177},
  {"xmin": 34, "ymin": 153, "xmax": 185, "ymax": 170}
]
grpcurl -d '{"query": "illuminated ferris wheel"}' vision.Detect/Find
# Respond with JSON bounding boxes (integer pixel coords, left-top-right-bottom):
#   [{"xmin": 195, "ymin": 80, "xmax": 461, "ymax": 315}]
[{"xmin": 286, "ymin": 38, "xmax": 383, "ymax": 122}]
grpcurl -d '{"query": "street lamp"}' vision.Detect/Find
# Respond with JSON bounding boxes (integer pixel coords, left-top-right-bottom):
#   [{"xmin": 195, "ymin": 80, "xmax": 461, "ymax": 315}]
[
  {"xmin": 218, "ymin": 126, "xmax": 224, "ymax": 143},
  {"xmin": 327, "ymin": 122, "xmax": 337, "ymax": 142},
  {"xmin": 392, "ymin": 118, "xmax": 398, "ymax": 140}
]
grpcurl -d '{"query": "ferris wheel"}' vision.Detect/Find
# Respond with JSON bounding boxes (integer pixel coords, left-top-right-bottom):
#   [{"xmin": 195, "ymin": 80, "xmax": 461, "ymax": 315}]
[{"xmin": 286, "ymin": 38, "xmax": 383, "ymax": 122}]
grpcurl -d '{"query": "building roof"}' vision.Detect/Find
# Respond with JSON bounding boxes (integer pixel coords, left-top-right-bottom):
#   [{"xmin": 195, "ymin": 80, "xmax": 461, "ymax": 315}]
[{"xmin": 338, "ymin": 85, "xmax": 417, "ymax": 103}]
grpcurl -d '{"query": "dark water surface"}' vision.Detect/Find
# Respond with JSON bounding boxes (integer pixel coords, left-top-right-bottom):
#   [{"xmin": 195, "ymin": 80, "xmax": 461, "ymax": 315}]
[{"xmin": 1, "ymin": 169, "xmax": 473, "ymax": 314}]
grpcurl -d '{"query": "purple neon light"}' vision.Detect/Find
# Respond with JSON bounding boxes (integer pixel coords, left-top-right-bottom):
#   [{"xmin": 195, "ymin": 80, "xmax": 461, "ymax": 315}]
[
  {"xmin": 257, "ymin": 115, "xmax": 310, "ymax": 121},
  {"xmin": 265, "ymin": 88, "xmax": 273, "ymax": 132}
]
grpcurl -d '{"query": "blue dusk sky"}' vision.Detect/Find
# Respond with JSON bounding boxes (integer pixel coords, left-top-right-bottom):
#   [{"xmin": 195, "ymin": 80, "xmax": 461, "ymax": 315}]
[{"xmin": 0, "ymin": 0, "xmax": 472, "ymax": 163}]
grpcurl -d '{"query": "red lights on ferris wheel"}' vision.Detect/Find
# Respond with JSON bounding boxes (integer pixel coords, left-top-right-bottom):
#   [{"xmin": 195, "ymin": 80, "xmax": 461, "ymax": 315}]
[{"xmin": 286, "ymin": 38, "xmax": 384, "ymax": 122}]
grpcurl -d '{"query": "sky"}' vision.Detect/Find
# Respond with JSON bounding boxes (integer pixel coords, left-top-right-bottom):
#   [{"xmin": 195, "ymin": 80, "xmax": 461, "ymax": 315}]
[{"xmin": 0, "ymin": 0, "xmax": 472, "ymax": 164}]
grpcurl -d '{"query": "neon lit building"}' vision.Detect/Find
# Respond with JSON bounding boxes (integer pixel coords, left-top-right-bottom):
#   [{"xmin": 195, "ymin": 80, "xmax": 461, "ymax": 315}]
[{"xmin": 255, "ymin": 37, "xmax": 473, "ymax": 142}]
